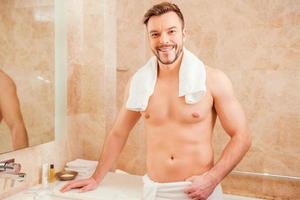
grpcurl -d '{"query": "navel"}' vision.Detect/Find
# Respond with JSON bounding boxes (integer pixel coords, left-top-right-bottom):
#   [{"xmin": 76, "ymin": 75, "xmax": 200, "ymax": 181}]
[
  {"xmin": 170, "ymin": 155, "xmax": 174, "ymax": 160},
  {"xmin": 145, "ymin": 113, "xmax": 150, "ymax": 119},
  {"xmin": 192, "ymin": 112, "xmax": 200, "ymax": 118}
]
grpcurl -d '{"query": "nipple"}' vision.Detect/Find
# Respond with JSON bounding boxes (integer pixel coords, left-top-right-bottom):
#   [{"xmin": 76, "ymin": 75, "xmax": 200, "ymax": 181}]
[
  {"xmin": 192, "ymin": 112, "xmax": 200, "ymax": 118},
  {"xmin": 145, "ymin": 113, "xmax": 150, "ymax": 119}
]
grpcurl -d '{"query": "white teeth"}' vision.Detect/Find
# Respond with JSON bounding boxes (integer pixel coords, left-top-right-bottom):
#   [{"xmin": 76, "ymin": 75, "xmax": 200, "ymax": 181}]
[{"xmin": 158, "ymin": 47, "xmax": 173, "ymax": 52}]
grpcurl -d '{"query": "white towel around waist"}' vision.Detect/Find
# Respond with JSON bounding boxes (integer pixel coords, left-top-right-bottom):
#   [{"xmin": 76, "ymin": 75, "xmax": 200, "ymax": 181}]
[
  {"xmin": 142, "ymin": 174, "xmax": 223, "ymax": 200},
  {"xmin": 126, "ymin": 47, "xmax": 206, "ymax": 112}
]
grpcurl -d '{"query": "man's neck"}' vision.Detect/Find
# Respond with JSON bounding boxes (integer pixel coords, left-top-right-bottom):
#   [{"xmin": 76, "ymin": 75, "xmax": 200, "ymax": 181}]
[{"xmin": 157, "ymin": 52, "xmax": 183, "ymax": 79}]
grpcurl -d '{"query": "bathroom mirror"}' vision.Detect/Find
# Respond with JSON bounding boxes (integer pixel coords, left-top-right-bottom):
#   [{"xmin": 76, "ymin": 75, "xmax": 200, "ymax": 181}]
[{"xmin": 0, "ymin": 0, "xmax": 54, "ymax": 154}]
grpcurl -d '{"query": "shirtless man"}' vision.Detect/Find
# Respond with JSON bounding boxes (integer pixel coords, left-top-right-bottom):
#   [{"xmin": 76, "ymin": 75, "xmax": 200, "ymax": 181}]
[
  {"xmin": 0, "ymin": 69, "xmax": 28, "ymax": 150},
  {"xmin": 61, "ymin": 2, "xmax": 251, "ymax": 199}
]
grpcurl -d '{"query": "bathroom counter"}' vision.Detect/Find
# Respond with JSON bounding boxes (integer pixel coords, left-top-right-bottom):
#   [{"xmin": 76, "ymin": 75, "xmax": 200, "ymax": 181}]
[
  {"xmin": 5, "ymin": 172, "xmax": 264, "ymax": 200},
  {"xmin": 5, "ymin": 172, "xmax": 143, "ymax": 200}
]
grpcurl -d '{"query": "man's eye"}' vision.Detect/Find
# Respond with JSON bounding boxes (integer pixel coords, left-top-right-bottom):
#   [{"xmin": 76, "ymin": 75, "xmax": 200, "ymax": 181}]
[
  {"xmin": 169, "ymin": 30, "xmax": 176, "ymax": 34},
  {"xmin": 151, "ymin": 33, "xmax": 159, "ymax": 38}
]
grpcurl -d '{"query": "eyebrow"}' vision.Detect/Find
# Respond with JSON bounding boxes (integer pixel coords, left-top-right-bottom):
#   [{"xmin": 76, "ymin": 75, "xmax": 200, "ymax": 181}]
[
  {"xmin": 168, "ymin": 26, "xmax": 178, "ymax": 30},
  {"xmin": 149, "ymin": 26, "xmax": 178, "ymax": 34}
]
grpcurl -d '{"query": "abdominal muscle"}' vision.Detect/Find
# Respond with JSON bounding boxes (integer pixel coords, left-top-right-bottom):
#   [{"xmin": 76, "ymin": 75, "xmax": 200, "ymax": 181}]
[{"xmin": 145, "ymin": 123, "xmax": 215, "ymax": 183}]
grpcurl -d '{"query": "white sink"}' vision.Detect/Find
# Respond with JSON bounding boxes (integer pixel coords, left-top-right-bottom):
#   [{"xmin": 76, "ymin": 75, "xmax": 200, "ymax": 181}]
[{"xmin": 0, "ymin": 173, "xmax": 25, "ymax": 193}]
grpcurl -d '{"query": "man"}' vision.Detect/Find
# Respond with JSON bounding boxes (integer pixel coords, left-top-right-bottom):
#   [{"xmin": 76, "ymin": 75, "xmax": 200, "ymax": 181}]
[
  {"xmin": 0, "ymin": 69, "xmax": 28, "ymax": 150},
  {"xmin": 61, "ymin": 2, "xmax": 251, "ymax": 200}
]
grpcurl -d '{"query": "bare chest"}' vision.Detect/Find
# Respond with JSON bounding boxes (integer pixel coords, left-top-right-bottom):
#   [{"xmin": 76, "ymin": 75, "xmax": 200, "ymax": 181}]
[{"xmin": 141, "ymin": 80, "xmax": 214, "ymax": 125}]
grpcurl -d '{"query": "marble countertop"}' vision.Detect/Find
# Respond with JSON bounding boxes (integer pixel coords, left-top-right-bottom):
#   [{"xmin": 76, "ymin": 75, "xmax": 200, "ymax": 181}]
[
  {"xmin": 4, "ymin": 172, "xmax": 263, "ymax": 200},
  {"xmin": 5, "ymin": 172, "xmax": 143, "ymax": 200}
]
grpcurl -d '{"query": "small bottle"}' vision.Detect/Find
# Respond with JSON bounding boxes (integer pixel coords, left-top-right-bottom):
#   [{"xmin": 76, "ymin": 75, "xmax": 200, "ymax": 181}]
[{"xmin": 48, "ymin": 164, "xmax": 56, "ymax": 183}]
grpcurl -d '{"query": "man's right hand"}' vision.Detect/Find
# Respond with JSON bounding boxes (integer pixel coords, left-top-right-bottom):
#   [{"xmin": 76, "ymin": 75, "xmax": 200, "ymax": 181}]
[{"xmin": 60, "ymin": 177, "xmax": 99, "ymax": 193}]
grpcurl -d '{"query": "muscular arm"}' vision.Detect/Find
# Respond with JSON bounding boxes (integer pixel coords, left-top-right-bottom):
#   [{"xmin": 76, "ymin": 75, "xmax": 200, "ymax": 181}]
[
  {"xmin": 208, "ymin": 69, "xmax": 251, "ymax": 183},
  {"xmin": 61, "ymin": 81, "xmax": 141, "ymax": 193},
  {"xmin": 0, "ymin": 72, "xmax": 28, "ymax": 150},
  {"xmin": 92, "ymin": 83, "xmax": 141, "ymax": 182}
]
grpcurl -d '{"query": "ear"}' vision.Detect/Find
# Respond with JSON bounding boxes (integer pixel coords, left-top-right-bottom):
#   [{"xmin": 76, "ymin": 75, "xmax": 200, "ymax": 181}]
[
  {"xmin": 182, "ymin": 28, "xmax": 187, "ymax": 42},
  {"xmin": 146, "ymin": 29, "xmax": 151, "ymax": 42}
]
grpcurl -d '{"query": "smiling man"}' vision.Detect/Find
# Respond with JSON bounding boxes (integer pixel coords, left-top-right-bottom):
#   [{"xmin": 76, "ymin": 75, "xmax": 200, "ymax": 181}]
[{"xmin": 61, "ymin": 2, "xmax": 251, "ymax": 200}]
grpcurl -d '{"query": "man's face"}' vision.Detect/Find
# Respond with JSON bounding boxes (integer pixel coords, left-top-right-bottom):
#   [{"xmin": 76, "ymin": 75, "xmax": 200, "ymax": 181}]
[{"xmin": 147, "ymin": 12, "xmax": 185, "ymax": 65}]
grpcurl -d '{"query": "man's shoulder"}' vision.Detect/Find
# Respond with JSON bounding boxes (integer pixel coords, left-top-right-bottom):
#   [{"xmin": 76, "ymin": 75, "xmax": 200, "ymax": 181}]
[
  {"xmin": 205, "ymin": 66, "xmax": 233, "ymax": 96},
  {"xmin": 0, "ymin": 70, "xmax": 16, "ymax": 91},
  {"xmin": 205, "ymin": 66, "xmax": 229, "ymax": 83}
]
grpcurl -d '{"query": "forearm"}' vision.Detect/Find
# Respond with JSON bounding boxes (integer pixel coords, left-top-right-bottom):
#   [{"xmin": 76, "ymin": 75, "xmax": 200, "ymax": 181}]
[
  {"xmin": 209, "ymin": 132, "xmax": 251, "ymax": 184},
  {"xmin": 92, "ymin": 132, "xmax": 128, "ymax": 183},
  {"xmin": 11, "ymin": 123, "xmax": 28, "ymax": 150}
]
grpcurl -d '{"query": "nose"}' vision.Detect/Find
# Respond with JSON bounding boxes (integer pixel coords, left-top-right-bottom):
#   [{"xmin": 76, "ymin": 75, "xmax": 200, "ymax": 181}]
[{"xmin": 159, "ymin": 32, "xmax": 170, "ymax": 45}]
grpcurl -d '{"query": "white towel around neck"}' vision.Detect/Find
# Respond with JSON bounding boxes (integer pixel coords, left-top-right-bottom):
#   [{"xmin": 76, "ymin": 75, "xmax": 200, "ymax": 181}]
[{"xmin": 126, "ymin": 47, "xmax": 206, "ymax": 112}]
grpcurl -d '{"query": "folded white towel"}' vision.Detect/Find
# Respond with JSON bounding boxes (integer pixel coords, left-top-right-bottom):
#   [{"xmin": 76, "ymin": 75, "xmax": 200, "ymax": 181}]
[
  {"xmin": 126, "ymin": 47, "xmax": 206, "ymax": 112},
  {"xmin": 66, "ymin": 159, "xmax": 98, "ymax": 169},
  {"xmin": 64, "ymin": 159, "xmax": 98, "ymax": 178},
  {"xmin": 64, "ymin": 167, "xmax": 94, "ymax": 175}
]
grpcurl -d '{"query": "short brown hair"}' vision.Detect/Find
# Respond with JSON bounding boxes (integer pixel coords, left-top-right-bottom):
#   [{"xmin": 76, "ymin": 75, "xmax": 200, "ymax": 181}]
[{"xmin": 143, "ymin": 2, "xmax": 185, "ymax": 28}]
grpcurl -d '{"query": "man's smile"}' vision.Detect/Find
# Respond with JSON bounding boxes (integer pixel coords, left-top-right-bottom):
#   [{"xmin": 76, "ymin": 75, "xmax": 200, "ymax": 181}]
[{"xmin": 157, "ymin": 45, "xmax": 175, "ymax": 53}]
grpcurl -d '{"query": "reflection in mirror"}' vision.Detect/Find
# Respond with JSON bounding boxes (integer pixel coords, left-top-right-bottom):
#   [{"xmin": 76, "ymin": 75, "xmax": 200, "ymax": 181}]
[
  {"xmin": 0, "ymin": 0, "xmax": 54, "ymax": 154},
  {"xmin": 0, "ymin": 70, "xmax": 28, "ymax": 150}
]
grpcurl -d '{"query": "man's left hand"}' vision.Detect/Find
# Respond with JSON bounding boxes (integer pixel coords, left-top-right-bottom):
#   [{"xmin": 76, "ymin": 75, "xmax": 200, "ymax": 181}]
[{"xmin": 184, "ymin": 172, "xmax": 219, "ymax": 200}]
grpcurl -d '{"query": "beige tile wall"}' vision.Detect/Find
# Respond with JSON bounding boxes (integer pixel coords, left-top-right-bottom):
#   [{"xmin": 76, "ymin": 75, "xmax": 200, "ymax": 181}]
[{"xmin": 66, "ymin": 0, "xmax": 117, "ymax": 162}]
